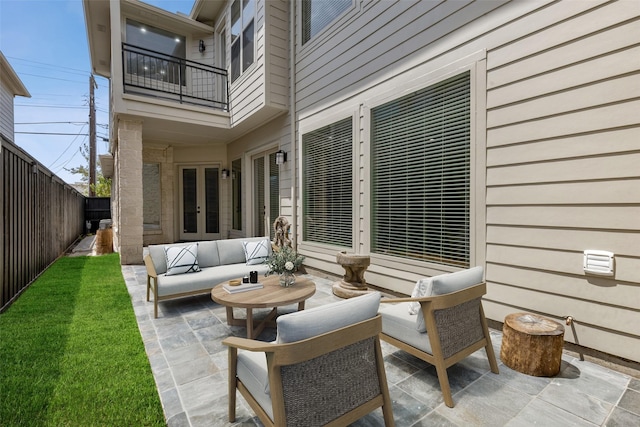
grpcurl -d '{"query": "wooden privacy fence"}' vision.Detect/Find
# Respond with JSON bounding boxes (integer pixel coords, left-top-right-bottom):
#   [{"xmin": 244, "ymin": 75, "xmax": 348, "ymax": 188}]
[{"xmin": 1, "ymin": 137, "xmax": 85, "ymax": 311}]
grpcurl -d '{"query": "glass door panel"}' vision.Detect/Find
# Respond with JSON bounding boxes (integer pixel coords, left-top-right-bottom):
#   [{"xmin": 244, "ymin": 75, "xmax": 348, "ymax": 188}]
[
  {"xmin": 179, "ymin": 165, "xmax": 220, "ymax": 241},
  {"xmin": 253, "ymin": 157, "xmax": 265, "ymax": 236},
  {"xmin": 182, "ymin": 168, "xmax": 198, "ymax": 234},
  {"xmin": 251, "ymin": 151, "xmax": 279, "ymax": 237}
]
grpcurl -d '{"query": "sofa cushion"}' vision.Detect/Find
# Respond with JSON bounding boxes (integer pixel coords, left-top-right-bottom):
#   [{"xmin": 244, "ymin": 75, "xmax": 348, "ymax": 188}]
[
  {"xmin": 275, "ymin": 292, "xmax": 380, "ymax": 344},
  {"xmin": 156, "ymin": 263, "xmax": 269, "ymax": 297},
  {"xmin": 197, "ymin": 241, "xmax": 220, "ymax": 268},
  {"xmin": 217, "ymin": 239, "xmax": 248, "ymax": 265},
  {"xmin": 148, "ymin": 244, "xmax": 169, "ymax": 275},
  {"xmin": 165, "ymin": 244, "xmax": 200, "ymax": 276},
  {"xmin": 243, "ymin": 239, "xmax": 270, "ymax": 265}
]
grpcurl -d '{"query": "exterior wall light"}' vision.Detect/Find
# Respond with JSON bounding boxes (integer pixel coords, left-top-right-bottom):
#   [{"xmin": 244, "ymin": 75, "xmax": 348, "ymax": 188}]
[
  {"xmin": 221, "ymin": 169, "xmax": 229, "ymax": 179},
  {"xmin": 199, "ymin": 39, "xmax": 206, "ymax": 53},
  {"xmin": 275, "ymin": 150, "xmax": 287, "ymax": 165}
]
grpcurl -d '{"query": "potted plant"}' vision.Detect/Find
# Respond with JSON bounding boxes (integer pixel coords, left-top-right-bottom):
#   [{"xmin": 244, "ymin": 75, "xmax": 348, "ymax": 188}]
[{"xmin": 264, "ymin": 246, "xmax": 305, "ymax": 287}]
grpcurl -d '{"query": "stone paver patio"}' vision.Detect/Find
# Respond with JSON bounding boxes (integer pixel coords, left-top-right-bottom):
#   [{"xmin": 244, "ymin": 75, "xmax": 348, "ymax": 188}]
[{"xmin": 119, "ymin": 261, "xmax": 640, "ymax": 427}]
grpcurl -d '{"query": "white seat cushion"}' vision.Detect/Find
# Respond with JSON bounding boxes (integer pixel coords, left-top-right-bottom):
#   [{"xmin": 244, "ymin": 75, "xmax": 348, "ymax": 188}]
[
  {"xmin": 237, "ymin": 351, "xmax": 273, "ymax": 421},
  {"xmin": 379, "ymin": 302, "xmax": 433, "ymax": 354}
]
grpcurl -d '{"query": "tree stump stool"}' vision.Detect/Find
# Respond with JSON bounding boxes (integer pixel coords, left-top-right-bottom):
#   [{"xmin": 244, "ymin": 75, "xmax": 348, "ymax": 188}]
[{"xmin": 500, "ymin": 312, "xmax": 565, "ymax": 377}]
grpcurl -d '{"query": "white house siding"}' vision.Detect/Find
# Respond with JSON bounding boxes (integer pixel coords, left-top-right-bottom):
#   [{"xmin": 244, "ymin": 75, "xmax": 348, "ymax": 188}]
[
  {"xmin": 0, "ymin": 80, "xmax": 14, "ymax": 142},
  {"xmin": 229, "ymin": 0, "xmax": 288, "ymax": 126},
  {"xmin": 483, "ymin": 0, "xmax": 640, "ymax": 362},
  {"xmin": 292, "ymin": 0, "xmax": 639, "ymax": 362}
]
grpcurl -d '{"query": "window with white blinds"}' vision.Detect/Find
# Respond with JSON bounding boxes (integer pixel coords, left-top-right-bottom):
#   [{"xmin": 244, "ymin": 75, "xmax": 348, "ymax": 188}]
[
  {"xmin": 371, "ymin": 71, "xmax": 471, "ymax": 268},
  {"xmin": 302, "ymin": 118, "xmax": 353, "ymax": 247},
  {"xmin": 301, "ymin": 0, "xmax": 351, "ymax": 45}
]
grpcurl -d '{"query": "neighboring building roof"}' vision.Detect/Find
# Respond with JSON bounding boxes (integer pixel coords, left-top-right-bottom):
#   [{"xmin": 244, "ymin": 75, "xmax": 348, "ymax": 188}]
[{"xmin": 0, "ymin": 51, "xmax": 31, "ymax": 97}]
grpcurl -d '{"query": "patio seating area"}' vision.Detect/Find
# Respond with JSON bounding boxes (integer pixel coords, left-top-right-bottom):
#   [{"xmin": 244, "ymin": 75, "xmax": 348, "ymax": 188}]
[{"xmin": 121, "ymin": 263, "xmax": 639, "ymax": 427}]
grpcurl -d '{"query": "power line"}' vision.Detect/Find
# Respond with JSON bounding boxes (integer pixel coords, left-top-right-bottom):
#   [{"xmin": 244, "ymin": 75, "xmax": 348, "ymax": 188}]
[
  {"xmin": 15, "ymin": 104, "xmax": 87, "ymax": 109},
  {"xmin": 6, "ymin": 56, "xmax": 91, "ymax": 75},
  {"xmin": 16, "ymin": 132, "xmax": 90, "ymax": 136},
  {"xmin": 48, "ymin": 125, "xmax": 88, "ymax": 171},
  {"xmin": 17, "ymin": 72, "xmax": 86, "ymax": 84},
  {"xmin": 15, "ymin": 121, "xmax": 88, "ymax": 125}
]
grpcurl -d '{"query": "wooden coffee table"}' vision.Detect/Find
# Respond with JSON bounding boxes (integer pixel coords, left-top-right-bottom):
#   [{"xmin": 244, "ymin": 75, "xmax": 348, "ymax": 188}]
[{"xmin": 211, "ymin": 275, "xmax": 316, "ymax": 339}]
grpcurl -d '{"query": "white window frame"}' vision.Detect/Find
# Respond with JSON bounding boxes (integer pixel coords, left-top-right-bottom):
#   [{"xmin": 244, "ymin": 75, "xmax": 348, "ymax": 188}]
[{"xmin": 229, "ymin": 0, "xmax": 256, "ymax": 83}]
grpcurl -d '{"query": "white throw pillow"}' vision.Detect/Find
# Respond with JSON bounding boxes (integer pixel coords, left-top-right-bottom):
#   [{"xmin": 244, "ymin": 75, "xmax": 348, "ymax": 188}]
[
  {"xmin": 243, "ymin": 239, "xmax": 270, "ymax": 265},
  {"xmin": 408, "ymin": 277, "xmax": 432, "ymax": 315},
  {"xmin": 165, "ymin": 244, "xmax": 200, "ymax": 276}
]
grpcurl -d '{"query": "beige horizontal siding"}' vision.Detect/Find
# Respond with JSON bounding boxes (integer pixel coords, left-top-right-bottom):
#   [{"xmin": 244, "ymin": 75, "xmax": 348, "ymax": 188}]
[
  {"xmin": 486, "ymin": 127, "xmax": 639, "ymax": 166},
  {"xmin": 484, "ymin": 1, "xmax": 640, "ymax": 361},
  {"xmin": 487, "ymin": 180, "xmax": 640, "ymax": 205},
  {"xmin": 487, "ymin": 264, "xmax": 639, "ymax": 309},
  {"xmin": 482, "ymin": 299, "xmax": 639, "ymax": 363}
]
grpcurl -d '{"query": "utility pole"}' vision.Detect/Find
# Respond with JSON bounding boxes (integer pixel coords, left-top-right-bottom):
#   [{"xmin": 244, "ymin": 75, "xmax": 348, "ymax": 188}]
[{"xmin": 89, "ymin": 74, "xmax": 97, "ymax": 196}]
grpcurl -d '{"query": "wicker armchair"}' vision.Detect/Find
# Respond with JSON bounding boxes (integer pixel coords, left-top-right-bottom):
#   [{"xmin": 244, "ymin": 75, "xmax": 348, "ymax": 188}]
[
  {"xmin": 223, "ymin": 292, "xmax": 394, "ymax": 426},
  {"xmin": 379, "ymin": 267, "xmax": 499, "ymax": 408}
]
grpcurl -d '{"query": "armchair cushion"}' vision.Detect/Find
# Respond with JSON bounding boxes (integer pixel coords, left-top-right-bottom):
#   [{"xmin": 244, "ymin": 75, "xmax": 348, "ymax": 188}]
[
  {"xmin": 431, "ymin": 266, "xmax": 484, "ymax": 295},
  {"xmin": 275, "ymin": 292, "xmax": 381, "ymax": 344},
  {"xmin": 237, "ymin": 351, "xmax": 273, "ymax": 420},
  {"xmin": 415, "ymin": 266, "xmax": 484, "ymax": 332},
  {"xmin": 380, "ymin": 302, "xmax": 433, "ymax": 354}
]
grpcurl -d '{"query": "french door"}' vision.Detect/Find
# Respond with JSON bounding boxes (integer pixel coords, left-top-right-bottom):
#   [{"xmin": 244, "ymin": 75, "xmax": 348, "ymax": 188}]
[
  {"xmin": 179, "ymin": 165, "xmax": 220, "ymax": 241},
  {"xmin": 252, "ymin": 151, "xmax": 279, "ymax": 238}
]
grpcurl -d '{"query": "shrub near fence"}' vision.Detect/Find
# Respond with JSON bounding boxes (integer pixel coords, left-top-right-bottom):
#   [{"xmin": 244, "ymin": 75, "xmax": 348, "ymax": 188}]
[{"xmin": 1, "ymin": 137, "xmax": 85, "ymax": 311}]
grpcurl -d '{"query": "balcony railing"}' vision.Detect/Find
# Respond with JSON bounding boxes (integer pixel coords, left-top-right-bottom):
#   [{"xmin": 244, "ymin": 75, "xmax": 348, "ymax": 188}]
[{"xmin": 122, "ymin": 43, "xmax": 229, "ymax": 111}]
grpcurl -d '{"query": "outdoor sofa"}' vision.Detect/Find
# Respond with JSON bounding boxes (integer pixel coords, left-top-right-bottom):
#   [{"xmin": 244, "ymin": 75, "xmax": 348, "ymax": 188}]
[{"xmin": 144, "ymin": 237, "xmax": 271, "ymax": 318}]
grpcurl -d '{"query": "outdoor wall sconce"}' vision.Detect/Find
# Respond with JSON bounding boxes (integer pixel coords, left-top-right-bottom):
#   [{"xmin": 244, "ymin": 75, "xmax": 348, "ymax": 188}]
[
  {"xmin": 275, "ymin": 150, "xmax": 287, "ymax": 165},
  {"xmin": 199, "ymin": 39, "xmax": 206, "ymax": 53},
  {"xmin": 221, "ymin": 169, "xmax": 229, "ymax": 179}
]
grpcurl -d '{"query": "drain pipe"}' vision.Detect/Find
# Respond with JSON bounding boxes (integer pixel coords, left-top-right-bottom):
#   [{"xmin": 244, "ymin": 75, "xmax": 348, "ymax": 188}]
[{"xmin": 289, "ymin": 0, "xmax": 297, "ymax": 248}]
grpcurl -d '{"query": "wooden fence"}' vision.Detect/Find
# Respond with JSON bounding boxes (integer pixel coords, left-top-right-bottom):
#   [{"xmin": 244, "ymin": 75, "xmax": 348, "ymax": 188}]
[{"xmin": 1, "ymin": 137, "xmax": 85, "ymax": 311}]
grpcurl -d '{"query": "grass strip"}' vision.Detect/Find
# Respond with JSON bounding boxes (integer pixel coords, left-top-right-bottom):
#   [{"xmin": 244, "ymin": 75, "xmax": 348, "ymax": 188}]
[{"xmin": 0, "ymin": 254, "xmax": 165, "ymax": 426}]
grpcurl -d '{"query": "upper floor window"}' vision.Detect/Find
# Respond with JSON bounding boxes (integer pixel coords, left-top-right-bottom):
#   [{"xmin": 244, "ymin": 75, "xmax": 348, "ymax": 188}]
[
  {"xmin": 230, "ymin": 0, "xmax": 255, "ymax": 82},
  {"xmin": 125, "ymin": 20, "xmax": 185, "ymax": 85},
  {"xmin": 302, "ymin": 0, "xmax": 351, "ymax": 45}
]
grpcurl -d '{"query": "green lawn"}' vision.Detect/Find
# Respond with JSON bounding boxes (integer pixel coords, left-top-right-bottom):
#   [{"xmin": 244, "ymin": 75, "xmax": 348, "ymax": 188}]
[{"xmin": 0, "ymin": 254, "xmax": 165, "ymax": 426}]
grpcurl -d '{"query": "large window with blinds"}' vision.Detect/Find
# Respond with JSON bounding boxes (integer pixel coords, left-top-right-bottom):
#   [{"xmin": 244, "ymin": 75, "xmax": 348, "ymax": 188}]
[
  {"xmin": 371, "ymin": 71, "xmax": 471, "ymax": 268},
  {"xmin": 302, "ymin": 118, "xmax": 353, "ymax": 247},
  {"xmin": 302, "ymin": 0, "xmax": 351, "ymax": 45}
]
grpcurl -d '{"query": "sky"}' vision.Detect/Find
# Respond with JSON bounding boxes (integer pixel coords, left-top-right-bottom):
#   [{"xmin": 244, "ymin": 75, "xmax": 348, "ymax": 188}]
[{"xmin": 0, "ymin": 0, "xmax": 195, "ymax": 184}]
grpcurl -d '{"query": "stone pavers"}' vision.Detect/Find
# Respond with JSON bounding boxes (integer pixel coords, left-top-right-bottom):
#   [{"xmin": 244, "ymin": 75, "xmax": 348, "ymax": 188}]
[{"xmin": 120, "ymin": 264, "xmax": 639, "ymax": 427}]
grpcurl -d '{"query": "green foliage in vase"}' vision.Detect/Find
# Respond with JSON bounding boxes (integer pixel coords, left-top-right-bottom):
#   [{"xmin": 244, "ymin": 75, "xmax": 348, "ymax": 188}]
[{"xmin": 265, "ymin": 246, "xmax": 305, "ymax": 275}]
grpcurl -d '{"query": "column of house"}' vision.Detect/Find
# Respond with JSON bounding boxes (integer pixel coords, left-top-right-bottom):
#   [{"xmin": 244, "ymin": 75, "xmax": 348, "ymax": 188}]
[{"xmin": 117, "ymin": 118, "xmax": 144, "ymax": 264}]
